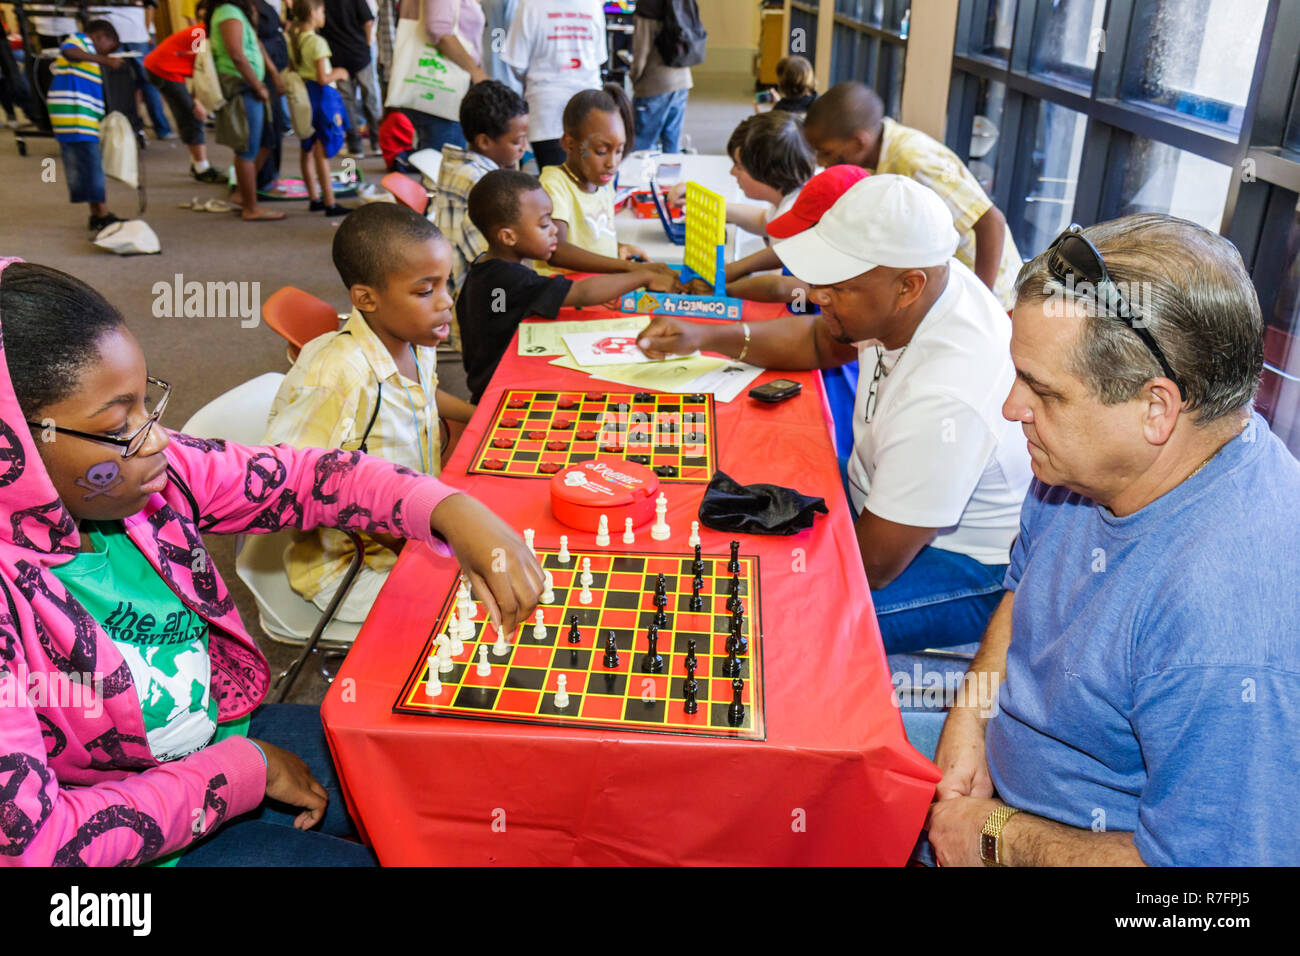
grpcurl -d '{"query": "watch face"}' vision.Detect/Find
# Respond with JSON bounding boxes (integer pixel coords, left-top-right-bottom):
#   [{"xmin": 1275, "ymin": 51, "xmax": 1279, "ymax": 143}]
[{"xmin": 981, "ymin": 832, "xmax": 998, "ymax": 864}]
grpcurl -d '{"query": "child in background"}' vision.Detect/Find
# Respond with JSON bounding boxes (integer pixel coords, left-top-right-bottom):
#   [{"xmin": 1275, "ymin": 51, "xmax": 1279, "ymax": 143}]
[
  {"xmin": 459, "ymin": 169, "xmax": 678, "ymax": 403},
  {"xmin": 144, "ymin": 22, "xmax": 227, "ymax": 183},
  {"xmin": 48, "ymin": 19, "xmax": 126, "ymax": 231},
  {"xmin": 286, "ymin": 0, "xmax": 351, "ymax": 216},
  {"xmin": 540, "ymin": 84, "xmax": 678, "ymax": 283},
  {"xmin": 265, "ymin": 204, "xmax": 475, "ymax": 625},
  {"xmin": 767, "ymin": 55, "xmax": 816, "ymax": 116},
  {"xmin": 435, "ymin": 80, "xmax": 530, "ymax": 313}
]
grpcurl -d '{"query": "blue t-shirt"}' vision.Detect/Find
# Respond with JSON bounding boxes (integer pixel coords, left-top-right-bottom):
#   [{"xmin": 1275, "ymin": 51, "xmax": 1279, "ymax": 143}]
[{"xmin": 986, "ymin": 411, "xmax": 1300, "ymax": 865}]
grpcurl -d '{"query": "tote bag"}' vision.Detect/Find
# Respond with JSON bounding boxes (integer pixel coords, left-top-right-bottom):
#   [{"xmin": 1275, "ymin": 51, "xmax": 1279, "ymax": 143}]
[
  {"xmin": 384, "ymin": 4, "xmax": 472, "ymax": 120},
  {"xmin": 190, "ymin": 35, "xmax": 227, "ymax": 111},
  {"xmin": 282, "ymin": 69, "xmax": 315, "ymax": 138}
]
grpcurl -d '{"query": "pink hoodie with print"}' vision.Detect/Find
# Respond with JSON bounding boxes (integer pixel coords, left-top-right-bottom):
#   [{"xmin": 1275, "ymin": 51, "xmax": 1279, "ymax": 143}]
[{"xmin": 0, "ymin": 258, "xmax": 458, "ymax": 865}]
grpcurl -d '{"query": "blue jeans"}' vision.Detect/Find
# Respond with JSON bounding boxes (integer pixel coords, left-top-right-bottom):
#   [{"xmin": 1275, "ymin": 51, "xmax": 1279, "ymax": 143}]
[
  {"xmin": 60, "ymin": 139, "xmax": 106, "ymax": 204},
  {"xmin": 121, "ymin": 41, "xmax": 172, "ymax": 138},
  {"xmin": 176, "ymin": 704, "xmax": 377, "ymax": 866},
  {"xmin": 402, "ymin": 109, "xmax": 466, "ymax": 151},
  {"xmin": 633, "ymin": 88, "xmax": 689, "ymax": 153},
  {"xmin": 901, "ymin": 710, "xmax": 945, "ymax": 865},
  {"xmin": 872, "ymin": 546, "xmax": 1007, "ymax": 654},
  {"xmin": 237, "ymin": 90, "xmax": 269, "ymax": 161}
]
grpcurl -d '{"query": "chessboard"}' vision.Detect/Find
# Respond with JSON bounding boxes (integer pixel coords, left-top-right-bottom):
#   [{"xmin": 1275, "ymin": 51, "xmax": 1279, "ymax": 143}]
[
  {"xmin": 393, "ymin": 545, "xmax": 765, "ymax": 740},
  {"xmin": 466, "ymin": 389, "xmax": 717, "ymax": 483}
]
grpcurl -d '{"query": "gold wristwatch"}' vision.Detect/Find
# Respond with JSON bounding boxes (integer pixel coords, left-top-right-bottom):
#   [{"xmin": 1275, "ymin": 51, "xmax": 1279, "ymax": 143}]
[{"xmin": 980, "ymin": 805, "xmax": 1021, "ymax": 866}]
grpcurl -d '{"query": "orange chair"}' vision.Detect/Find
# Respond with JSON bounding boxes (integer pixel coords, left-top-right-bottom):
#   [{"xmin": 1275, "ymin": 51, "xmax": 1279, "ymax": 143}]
[
  {"xmin": 262, "ymin": 286, "xmax": 344, "ymax": 362},
  {"xmin": 381, "ymin": 171, "xmax": 431, "ymax": 215}
]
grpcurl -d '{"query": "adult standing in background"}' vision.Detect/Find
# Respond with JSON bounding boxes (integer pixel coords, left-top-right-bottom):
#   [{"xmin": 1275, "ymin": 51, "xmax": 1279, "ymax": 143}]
[
  {"xmin": 323, "ymin": 0, "xmax": 384, "ymax": 156},
  {"xmin": 92, "ymin": 0, "xmax": 174, "ymax": 140},
  {"xmin": 629, "ymin": 0, "xmax": 693, "ymax": 154},
  {"xmin": 396, "ymin": 0, "xmax": 486, "ymax": 151},
  {"xmin": 501, "ymin": 0, "xmax": 606, "ymax": 168},
  {"xmin": 254, "ymin": 0, "xmax": 291, "ymax": 190},
  {"xmin": 375, "ymin": 0, "xmax": 397, "ymax": 88},
  {"xmin": 479, "ymin": 0, "xmax": 521, "ymax": 95}
]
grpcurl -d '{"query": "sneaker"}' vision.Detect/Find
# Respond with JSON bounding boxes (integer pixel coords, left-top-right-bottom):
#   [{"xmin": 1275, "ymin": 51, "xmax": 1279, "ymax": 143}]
[
  {"xmin": 191, "ymin": 165, "xmax": 225, "ymax": 184},
  {"xmin": 369, "ymin": 141, "xmax": 382, "ymax": 157},
  {"xmin": 323, "ymin": 203, "xmax": 352, "ymax": 217},
  {"xmin": 308, "ymin": 198, "xmax": 326, "ymax": 211},
  {"xmin": 88, "ymin": 212, "xmax": 124, "ymax": 232}
]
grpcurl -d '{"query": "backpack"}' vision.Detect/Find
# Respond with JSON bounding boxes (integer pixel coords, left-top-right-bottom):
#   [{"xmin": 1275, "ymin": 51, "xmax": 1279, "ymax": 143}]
[{"xmin": 655, "ymin": 0, "xmax": 707, "ymax": 69}]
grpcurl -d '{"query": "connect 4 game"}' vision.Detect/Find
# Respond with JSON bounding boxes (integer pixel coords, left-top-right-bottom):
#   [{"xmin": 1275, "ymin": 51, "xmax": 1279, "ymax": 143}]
[
  {"xmin": 468, "ymin": 389, "xmax": 717, "ymax": 482},
  {"xmin": 393, "ymin": 546, "xmax": 765, "ymax": 740},
  {"xmin": 622, "ymin": 182, "xmax": 744, "ymax": 320}
]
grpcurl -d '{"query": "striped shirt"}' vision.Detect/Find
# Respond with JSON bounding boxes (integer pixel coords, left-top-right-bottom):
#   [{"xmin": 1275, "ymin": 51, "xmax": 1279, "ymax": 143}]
[
  {"xmin": 48, "ymin": 34, "xmax": 104, "ymax": 143},
  {"xmin": 434, "ymin": 144, "xmax": 497, "ymax": 298},
  {"xmin": 264, "ymin": 309, "xmax": 442, "ymax": 600},
  {"xmin": 876, "ymin": 117, "xmax": 1022, "ymax": 309}
]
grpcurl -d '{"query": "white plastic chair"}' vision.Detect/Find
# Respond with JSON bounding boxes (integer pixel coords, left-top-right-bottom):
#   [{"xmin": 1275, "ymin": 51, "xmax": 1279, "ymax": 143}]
[
  {"xmin": 408, "ymin": 147, "xmax": 443, "ymax": 186},
  {"xmin": 181, "ymin": 373, "xmax": 363, "ymax": 699}
]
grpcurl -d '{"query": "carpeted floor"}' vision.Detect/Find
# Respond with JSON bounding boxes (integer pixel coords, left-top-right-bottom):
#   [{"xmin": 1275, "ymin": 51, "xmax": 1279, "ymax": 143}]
[{"xmin": 0, "ymin": 82, "xmax": 754, "ymax": 704}]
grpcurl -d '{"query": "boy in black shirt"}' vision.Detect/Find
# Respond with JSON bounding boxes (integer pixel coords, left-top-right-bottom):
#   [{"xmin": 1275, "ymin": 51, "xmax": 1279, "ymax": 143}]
[{"xmin": 459, "ymin": 169, "xmax": 678, "ymax": 403}]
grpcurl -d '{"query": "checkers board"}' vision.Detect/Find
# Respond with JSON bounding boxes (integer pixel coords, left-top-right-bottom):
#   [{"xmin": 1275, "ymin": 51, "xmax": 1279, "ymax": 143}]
[
  {"xmin": 393, "ymin": 547, "xmax": 765, "ymax": 740},
  {"xmin": 467, "ymin": 389, "xmax": 717, "ymax": 483}
]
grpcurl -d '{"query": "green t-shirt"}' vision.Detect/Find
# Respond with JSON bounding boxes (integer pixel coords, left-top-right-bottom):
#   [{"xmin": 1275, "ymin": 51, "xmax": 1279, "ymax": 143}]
[
  {"xmin": 291, "ymin": 31, "xmax": 333, "ymax": 84},
  {"xmin": 210, "ymin": 3, "xmax": 264, "ymax": 79}
]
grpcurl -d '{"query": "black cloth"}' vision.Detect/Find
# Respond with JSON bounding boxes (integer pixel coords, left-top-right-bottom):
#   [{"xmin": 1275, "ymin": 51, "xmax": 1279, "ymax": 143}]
[
  {"xmin": 773, "ymin": 93, "xmax": 817, "ymax": 114},
  {"xmin": 255, "ymin": 0, "xmax": 290, "ymax": 72},
  {"xmin": 321, "ymin": 0, "xmax": 375, "ymax": 74},
  {"xmin": 698, "ymin": 470, "xmax": 828, "ymax": 536},
  {"xmin": 457, "ymin": 257, "xmax": 572, "ymax": 403}
]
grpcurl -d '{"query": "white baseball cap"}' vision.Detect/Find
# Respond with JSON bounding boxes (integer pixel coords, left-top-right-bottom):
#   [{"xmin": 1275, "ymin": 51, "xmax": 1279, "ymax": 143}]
[{"xmin": 773, "ymin": 174, "xmax": 960, "ymax": 285}]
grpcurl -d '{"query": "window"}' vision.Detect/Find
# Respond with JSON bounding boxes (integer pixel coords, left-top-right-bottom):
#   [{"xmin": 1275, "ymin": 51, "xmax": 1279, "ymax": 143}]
[
  {"xmin": 1027, "ymin": 0, "xmax": 1106, "ymax": 87},
  {"xmin": 790, "ymin": 2, "xmax": 819, "ymax": 67},
  {"xmin": 829, "ymin": 0, "xmax": 909, "ymax": 117},
  {"xmin": 1012, "ymin": 100, "xmax": 1089, "ymax": 256},
  {"xmin": 1114, "ymin": 135, "xmax": 1234, "ymax": 230}
]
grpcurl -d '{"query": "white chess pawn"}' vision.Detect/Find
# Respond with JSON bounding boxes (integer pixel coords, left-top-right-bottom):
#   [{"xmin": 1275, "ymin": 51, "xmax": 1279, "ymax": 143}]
[
  {"xmin": 435, "ymin": 634, "xmax": 455, "ymax": 673},
  {"xmin": 426, "ymin": 656, "xmax": 442, "ymax": 697},
  {"xmin": 688, "ymin": 520, "xmax": 700, "ymax": 548},
  {"xmin": 492, "ymin": 622, "xmax": 511, "ymax": 657},
  {"xmin": 651, "ymin": 492, "xmax": 670, "ymax": 541},
  {"xmin": 579, "ymin": 584, "xmax": 593, "ymax": 605},
  {"xmin": 532, "ymin": 609, "xmax": 547, "ymax": 641},
  {"xmin": 595, "ymin": 514, "xmax": 610, "ymax": 547},
  {"xmin": 557, "ymin": 535, "xmax": 571, "ymax": 564},
  {"xmin": 541, "ymin": 569, "xmax": 555, "ymax": 604},
  {"xmin": 476, "ymin": 645, "xmax": 491, "ymax": 676},
  {"xmin": 554, "ymin": 673, "xmax": 570, "ymax": 709},
  {"xmin": 623, "ymin": 517, "xmax": 635, "ymax": 544},
  {"xmin": 447, "ymin": 609, "xmax": 464, "ymax": 656},
  {"xmin": 523, "ymin": 528, "xmax": 536, "ymax": 556},
  {"xmin": 580, "ymin": 557, "xmax": 594, "ymax": 588}
]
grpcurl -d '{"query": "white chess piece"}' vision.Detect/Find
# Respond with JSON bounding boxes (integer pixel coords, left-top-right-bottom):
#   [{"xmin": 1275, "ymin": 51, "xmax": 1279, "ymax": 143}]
[
  {"xmin": 541, "ymin": 569, "xmax": 555, "ymax": 604},
  {"xmin": 523, "ymin": 528, "xmax": 536, "ymax": 556},
  {"xmin": 580, "ymin": 557, "xmax": 594, "ymax": 588},
  {"xmin": 579, "ymin": 584, "xmax": 593, "ymax": 605},
  {"xmin": 651, "ymin": 492, "xmax": 670, "ymax": 541},
  {"xmin": 688, "ymin": 520, "xmax": 700, "ymax": 548},
  {"xmin": 492, "ymin": 622, "xmax": 511, "ymax": 657},
  {"xmin": 426, "ymin": 656, "xmax": 442, "ymax": 697},
  {"xmin": 554, "ymin": 673, "xmax": 570, "ymax": 709},
  {"xmin": 623, "ymin": 517, "xmax": 635, "ymax": 544},
  {"xmin": 557, "ymin": 535, "xmax": 571, "ymax": 564},
  {"xmin": 435, "ymin": 634, "xmax": 455, "ymax": 673},
  {"xmin": 532, "ymin": 609, "xmax": 547, "ymax": 641},
  {"xmin": 476, "ymin": 645, "xmax": 491, "ymax": 676},
  {"xmin": 595, "ymin": 514, "xmax": 610, "ymax": 547}
]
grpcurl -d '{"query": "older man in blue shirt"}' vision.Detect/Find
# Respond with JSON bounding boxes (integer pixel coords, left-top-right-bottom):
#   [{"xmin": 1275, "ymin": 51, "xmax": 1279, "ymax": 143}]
[{"xmin": 922, "ymin": 213, "xmax": 1300, "ymax": 866}]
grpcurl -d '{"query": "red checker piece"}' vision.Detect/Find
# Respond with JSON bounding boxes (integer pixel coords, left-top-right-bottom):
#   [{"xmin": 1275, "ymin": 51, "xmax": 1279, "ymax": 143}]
[
  {"xmin": 557, "ymin": 397, "xmax": 579, "ymax": 410},
  {"xmin": 526, "ymin": 430, "xmax": 548, "ymax": 440},
  {"xmin": 585, "ymin": 391, "xmax": 605, "ymax": 400},
  {"xmin": 491, "ymin": 437, "xmax": 513, "ymax": 448},
  {"xmin": 539, "ymin": 462, "xmax": 564, "ymax": 474},
  {"xmin": 552, "ymin": 419, "xmax": 573, "ymax": 430},
  {"xmin": 576, "ymin": 429, "xmax": 598, "ymax": 441},
  {"xmin": 482, "ymin": 458, "xmax": 507, "ymax": 470},
  {"xmin": 602, "ymin": 443, "xmax": 624, "ymax": 453},
  {"xmin": 500, "ymin": 416, "xmax": 522, "ymax": 428},
  {"xmin": 507, "ymin": 397, "xmax": 529, "ymax": 409},
  {"xmin": 546, "ymin": 440, "xmax": 568, "ymax": 451}
]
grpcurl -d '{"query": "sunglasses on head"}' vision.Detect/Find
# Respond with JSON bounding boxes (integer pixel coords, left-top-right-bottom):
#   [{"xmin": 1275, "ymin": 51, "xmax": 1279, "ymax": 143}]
[{"xmin": 1044, "ymin": 224, "xmax": 1183, "ymax": 399}]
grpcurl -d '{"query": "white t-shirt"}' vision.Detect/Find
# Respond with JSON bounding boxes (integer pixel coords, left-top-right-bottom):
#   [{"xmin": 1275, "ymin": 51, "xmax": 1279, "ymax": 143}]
[
  {"xmin": 847, "ymin": 260, "xmax": 1031, "ymax": 565},
  {"xmin": 501, "ymin": 0, "xmax": 607, "ymax": 142},
  {"xmin": 89, "ymin": 6, "xmax": 151, "ymax": 44},
  {"xmin": 763, "ymin": 185, "xmax": 802, "ymax": 226}
]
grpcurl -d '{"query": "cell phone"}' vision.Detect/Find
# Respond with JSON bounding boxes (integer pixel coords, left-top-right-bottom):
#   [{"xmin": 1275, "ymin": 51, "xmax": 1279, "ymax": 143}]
[
  {"xmin": 755, "ymin": 90, "xmax": 776, "ymax": 105},
  {"xmin": 749, "ymin": 379, "xmax": 802, "ymax": 403}
]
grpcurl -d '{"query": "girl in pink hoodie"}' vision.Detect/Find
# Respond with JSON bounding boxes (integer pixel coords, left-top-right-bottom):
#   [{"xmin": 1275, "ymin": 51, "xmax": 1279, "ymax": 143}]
[{"xmin": 0, "ymin": 258, "xmax": 543, "ymax": 865}]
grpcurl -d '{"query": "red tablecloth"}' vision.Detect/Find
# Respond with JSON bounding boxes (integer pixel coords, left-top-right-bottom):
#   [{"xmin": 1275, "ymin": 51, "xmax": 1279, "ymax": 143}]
[{"xmin": 321, "ymin": 302, "xmax": 940, "ymax": 865}]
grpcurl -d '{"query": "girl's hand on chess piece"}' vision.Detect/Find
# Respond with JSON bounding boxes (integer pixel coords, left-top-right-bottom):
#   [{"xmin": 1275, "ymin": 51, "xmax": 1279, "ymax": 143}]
[
  {"xmin": 431, "ymin": 493, "xmax": 544, "ymax": 636},
  {"xmin": 253, "ymin": 738, "xmax": 328, "ymax": 829}
]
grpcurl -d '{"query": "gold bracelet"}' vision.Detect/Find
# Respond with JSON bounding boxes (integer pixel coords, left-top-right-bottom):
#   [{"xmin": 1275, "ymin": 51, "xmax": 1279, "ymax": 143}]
[{"xmin": 736, "ymin": 322, "xmax": 752, "ymax": 364}]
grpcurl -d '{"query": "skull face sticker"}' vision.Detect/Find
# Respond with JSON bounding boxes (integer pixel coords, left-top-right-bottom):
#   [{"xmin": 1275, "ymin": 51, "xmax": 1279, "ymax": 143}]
[{"xmin": 74, "ymin": 461, "xmax": 124, "ymax": 501}]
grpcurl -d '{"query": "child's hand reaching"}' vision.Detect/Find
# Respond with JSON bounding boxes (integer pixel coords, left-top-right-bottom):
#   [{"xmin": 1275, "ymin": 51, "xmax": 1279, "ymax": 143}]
[
  {"xmin": 618, "ymin": 242, "xmax": 650, "ymax": 262},
  {"xmin": 666, "ymin": 182, "xmax": 687, "ymax": 209},
  {"xmin": 685, "ymin": 277, "xmax": 713, "ymax": 295},
  {"xmin": 646, "ymin": 271, "xmax": 680, "ymax": 293},
  {"xmin": 430, "ymin": 494, "xmax": 545, "ymax": 636}
]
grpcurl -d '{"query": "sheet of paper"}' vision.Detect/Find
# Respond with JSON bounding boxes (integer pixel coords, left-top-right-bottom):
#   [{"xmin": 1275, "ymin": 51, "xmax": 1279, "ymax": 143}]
[
  {"xmin": 548, "ymin": 355, "xmax": 765, "ymax": 402},
  {"xmin": 561, "ymin": 330, "xmax": 700, "ymax": 367},
  {"xmin": 517, "ymin": 316, "xmax": 651, "ymax": 357}
]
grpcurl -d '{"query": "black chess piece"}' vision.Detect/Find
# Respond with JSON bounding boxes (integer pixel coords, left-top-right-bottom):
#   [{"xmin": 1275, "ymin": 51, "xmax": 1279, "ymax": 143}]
[
  {"xmin": 722, "ymin": 643, "xmax": 741, "ymax": 678},
  {"xmin": 653, "ymin": 601, "xmax": 667, "ymax": 628},
  {"xmin": 692, "ymin": 544, "xmax": 704, "ymax": 577},
  {"xmin": 730, "ymin": 615, "xmax": 748, "ymax": 655},
  {"xmin": 642, "ymin": 624, "xmax": 664, "ymax": 673},
  {"xmin": 728, "ymin": 677, "xmax": 745, "ymax": 726},
  {"xmin": 568, "ymin": 614, "xmax": 581, "ymax": 644},
  {"xmin": 689, "ymin": 575, "xmax": 703, "ymax": 612},
  {"xmin": 728, "ymin": 540, "xmax": 740, "ymax": 574},
  {"xmin": 727, "ymin": 578, "xmax": 741, "ymax": 614},
  {"xmin": 683, "ymin": 681, "xmax": 699, "ymax": 715},
  {"xmin": 603, "ymin": 631, "xmax": 620, "ymax": 668},
  {"xmin": 685, "ymin": 638, "xmax": 698, "ymax": 672},
  {"xmin": 653, "ymin": 573, "xmax": 667, "ymax": 608}
]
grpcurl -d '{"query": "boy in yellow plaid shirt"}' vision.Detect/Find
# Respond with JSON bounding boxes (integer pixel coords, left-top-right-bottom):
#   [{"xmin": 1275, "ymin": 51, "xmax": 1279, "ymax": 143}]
[
  {"xmin": 804, "ymin": 81, "xmax": 1023, "ymax": 310},
  {"xmin": 265, "ymin": 203, "xmax": 475, "ymax": 627}
]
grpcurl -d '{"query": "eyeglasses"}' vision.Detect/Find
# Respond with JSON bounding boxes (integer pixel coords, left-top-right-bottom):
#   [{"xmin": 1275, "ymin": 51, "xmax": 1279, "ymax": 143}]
[
  {"xmin": 1045, "ymin": 223, "xmax": 1183, "ymax": 398},
  {"xmin": 26, "ymin": 377, "xmax": 171, "ymax": 459}
]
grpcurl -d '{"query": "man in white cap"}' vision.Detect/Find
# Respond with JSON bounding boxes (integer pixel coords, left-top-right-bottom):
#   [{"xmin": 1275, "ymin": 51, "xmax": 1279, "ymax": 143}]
[{"xmin": 637, "ymin": 174, "xmax": 1031, "ymax": 655}]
